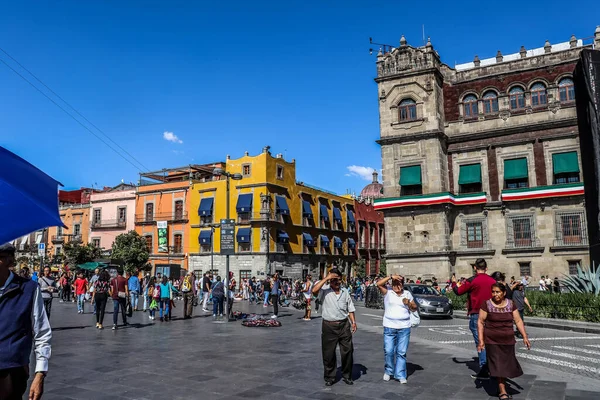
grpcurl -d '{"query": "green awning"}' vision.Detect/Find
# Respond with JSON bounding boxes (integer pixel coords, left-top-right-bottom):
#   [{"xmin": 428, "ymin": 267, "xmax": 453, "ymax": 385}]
[
  {"xmin": 458, "ymin": 164, "xmax": 482, "ymax": 185},
  {"xmin": 399, "ymin": 165, "xmax": 422, "ymax": 186},
  {"xmin": 504, "ymin": 158, "xmax": 528, "ymax": 180},
  {"xmin": 553, "ymin": 152, "xmax": 579, "ymax": 174},
  {"xmin": 77, "ymin": 262, "xmax": 108, "ymax": 271}
]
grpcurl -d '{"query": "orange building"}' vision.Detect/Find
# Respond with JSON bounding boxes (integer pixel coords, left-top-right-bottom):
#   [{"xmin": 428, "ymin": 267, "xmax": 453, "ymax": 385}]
[{"xmin": 135, "ymin": 163, "xmax": 223, "ymax": 278}]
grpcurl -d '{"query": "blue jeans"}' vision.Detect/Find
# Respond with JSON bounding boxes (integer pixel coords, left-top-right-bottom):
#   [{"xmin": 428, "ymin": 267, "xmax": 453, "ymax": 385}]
[
  {"xmin": 383, "ymin": 326, "xmax": 411, "ymax": 379},
  {"xmin": 160, "ymin": 298, "xmax": 170, "ymax": 318},
  {"xmin": 469, "ymin": 313, "xmax": 487, "ymax": 367},
  {"xmin": 263, "ymin": 291, "xmax": 270, "ymax": 305},
  {"xmin": 213, "ymin": 295, "xmax": 224, "ymax": 316},
  {"xmin": 130, "ymin": 291, "xmax": 139, "ymax": 310},
  {"xmin": 77, "ymin": 294, "xmax": 85, "ymax": 313}
]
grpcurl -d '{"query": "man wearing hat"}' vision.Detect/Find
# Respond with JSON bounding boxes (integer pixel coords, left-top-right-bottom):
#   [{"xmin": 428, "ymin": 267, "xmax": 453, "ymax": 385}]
[{"xmin": 0, "ymin": 243, "xmax": 52, "ymax": 400}]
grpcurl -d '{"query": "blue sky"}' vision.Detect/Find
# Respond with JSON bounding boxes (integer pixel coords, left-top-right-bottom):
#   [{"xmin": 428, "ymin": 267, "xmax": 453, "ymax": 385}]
[{"xmin": 1, "ymin": 1, "xmax": 597, "ymax": 195}]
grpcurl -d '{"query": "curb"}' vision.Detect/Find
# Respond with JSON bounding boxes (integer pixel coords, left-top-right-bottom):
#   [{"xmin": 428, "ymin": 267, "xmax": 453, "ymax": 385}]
[{"xmin": 452, "ymin": 311, "xmax": 600, "ymax": 335}]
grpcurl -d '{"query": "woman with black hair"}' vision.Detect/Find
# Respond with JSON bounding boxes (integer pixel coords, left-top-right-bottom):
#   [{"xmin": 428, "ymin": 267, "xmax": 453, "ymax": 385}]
[
  {"xmin": 477, "ymin": 282, "xmax": 531, "ymax": 399},
  {"xmin": 91, "ymin": 270, "xmax": 111, "ymax": 329}
]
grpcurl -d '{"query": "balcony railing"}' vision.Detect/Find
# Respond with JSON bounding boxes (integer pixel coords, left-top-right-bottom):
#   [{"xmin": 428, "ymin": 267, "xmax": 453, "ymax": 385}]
[
  {"xmin": 505, "ymin": 237, "xmax": 541, "ymax": 249},
  {"xmin": 71, "ymin": 235, "xmax": 82, "ymax": 243},
  {"xmin": 91, "ymin": 219, "xmax": 127, "ymax": 229},
  {"xmin": 249, "ymin": 211, "xmax": 285, "ymax": 223},
  {"xmin": 553, "ymin": 236, "xmax": 588, "ymax": 247},
  {"xmin": 135, "ymin": 211, "xmax": 189, "ymax": 223},
  {"xmin": 51, "ymin": 235, "xmax": 64, "ymax": 243}
]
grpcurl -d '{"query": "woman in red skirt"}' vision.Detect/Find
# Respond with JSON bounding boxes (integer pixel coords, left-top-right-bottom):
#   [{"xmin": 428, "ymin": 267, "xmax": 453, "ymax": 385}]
[{"xmin": 478, "ymin": 282, "xmax": 531, "ymax": 399}]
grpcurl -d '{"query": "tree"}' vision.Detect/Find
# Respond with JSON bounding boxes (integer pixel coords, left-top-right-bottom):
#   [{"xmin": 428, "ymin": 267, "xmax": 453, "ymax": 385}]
[
  {"xmin": 353, "ymin": 259, "xmax": 366, "ymax": 278},
  {"xmin": 63, "ymin": 242, "xmax": 102, "ymax": 268},
  {"xmin": 379, "ymin": 259, "xmax": 387, "ymax": 276},
  {"xmin": 111, "ymin": 231, "xmax": 150, "ymax": 274}
]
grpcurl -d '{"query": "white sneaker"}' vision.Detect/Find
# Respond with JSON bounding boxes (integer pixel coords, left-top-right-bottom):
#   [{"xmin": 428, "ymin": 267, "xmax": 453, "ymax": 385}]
[
  {"xmin": 271, "ymin": 315, "xmax": 277, "ymax": 319},
  {"xmin": 399, "ymin": 378, "xmax": 407, "ymax": 384},
  {"xmin": 383, "ymin": 374, "xmax": 391, "ymax": 382}
]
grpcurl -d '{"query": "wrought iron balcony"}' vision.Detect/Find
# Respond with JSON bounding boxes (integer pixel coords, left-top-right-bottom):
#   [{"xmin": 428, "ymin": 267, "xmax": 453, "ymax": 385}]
[
  {"xmin": 553, "ymin": 236, "xmax": 588, "ymax": 247},
  {"xmin": 504, "ymin": 237, "xmax": 541, "ymax": 249},
  {"xmin": 248, "ymin": 210, "xmax": 285, "ymax": 224},
  {"xmin": 135, "ymin": 211, "xmax": 189, "ymax": 224},
  {"xmin": 91, "ymin": 219, "xmax": 127, "ymax": 229},
  {"xmin": 51, "ymin": 235, "xmax": 64, "ymax": 243}
]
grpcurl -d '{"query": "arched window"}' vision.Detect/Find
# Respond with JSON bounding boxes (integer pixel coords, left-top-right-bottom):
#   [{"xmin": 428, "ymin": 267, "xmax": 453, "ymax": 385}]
[
  {"xmin": 463, "ymin": 94, "xmax": 478, "ymax": 119},
  {"xmin": 530, "ymin": 83, "xmax": 547, "ymax": 107},
  {"xmin": 483, "ymin": 91, "xmax": 499, "ymax": 114},
  {"xmin": 509, "ymin": 86, "xmax": 525, "ymax": 110},
  {"xmin": 559, "ymin": 78, "xmax": 575, "ymax": 102},
  {"xmin": 398, "ymin": 99, "xmax": 417, "ymax": 122}
]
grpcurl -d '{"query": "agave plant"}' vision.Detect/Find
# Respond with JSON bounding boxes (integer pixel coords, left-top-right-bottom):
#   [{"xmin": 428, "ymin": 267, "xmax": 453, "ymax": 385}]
[{"xmin": 560, "ymin": 264, "xmax": 600, "ymax": 295}]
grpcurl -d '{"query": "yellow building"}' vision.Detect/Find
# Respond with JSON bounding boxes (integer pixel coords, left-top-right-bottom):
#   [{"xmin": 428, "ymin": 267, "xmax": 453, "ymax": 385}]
[
  {"xmin": 47, "ymin": 204, "xmax": 91, "ymax": 258},
  {"xmin": 189, "ymin": 147, "xmax": 357, "ymax": 280}
]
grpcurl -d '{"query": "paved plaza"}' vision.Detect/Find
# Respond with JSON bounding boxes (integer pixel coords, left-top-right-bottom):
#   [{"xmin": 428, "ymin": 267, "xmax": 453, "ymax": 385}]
[{"xmin": 36, "ymin": 298, "xmax": 600, "ymax": 400}]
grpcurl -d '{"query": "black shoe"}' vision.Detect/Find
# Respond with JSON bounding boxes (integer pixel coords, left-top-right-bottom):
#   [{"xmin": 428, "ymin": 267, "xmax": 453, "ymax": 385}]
[
  {"xmin": 160, "ymin": 317, "xmax": 164, "ymax": 322},
  {"xmin": 325, "ymin": 380, "xmax": 334, "ymax": 387},
  {"xmin": 343, "ymin": 378, "xmax": 354, "ymax": 385},
  {"xmin": 471, "ymin": 367, "xmax": 490, "ymax": 380}
]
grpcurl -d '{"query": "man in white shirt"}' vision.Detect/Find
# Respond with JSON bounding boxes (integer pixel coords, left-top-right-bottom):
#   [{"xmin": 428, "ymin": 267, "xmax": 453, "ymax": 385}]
[
  {"xmin": 539, "ymin": 276, "xmax": 547, "ymax": 291},
  {"xmin": 312, "ymin": 268, "xmax": 357, "ymax": 387},
  {"xmin": 0, "ymin": 243, "xmax": 52, "ymax": 400}
]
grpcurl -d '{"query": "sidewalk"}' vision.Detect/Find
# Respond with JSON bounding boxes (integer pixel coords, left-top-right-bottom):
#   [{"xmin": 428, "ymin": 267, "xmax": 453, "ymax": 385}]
[{"xmin": 453, "ymin": 310, "xmax": 600, "ymax": 334}]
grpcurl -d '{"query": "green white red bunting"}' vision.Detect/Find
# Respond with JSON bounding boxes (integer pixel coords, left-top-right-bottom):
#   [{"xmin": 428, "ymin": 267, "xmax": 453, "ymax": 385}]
[
  {"xmin": 373, "ymin": 192, "xmax": 487, "ymax": 210},
  {"xmin": 501, "ymin": 183, "xmax": 584, "ymax": 202}
]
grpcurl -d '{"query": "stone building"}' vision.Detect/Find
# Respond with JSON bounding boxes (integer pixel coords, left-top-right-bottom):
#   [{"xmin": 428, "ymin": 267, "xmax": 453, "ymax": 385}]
[
  {"xmin": 354, "ymin": 171, "xmax": 386, "ymax": 276},
  {"xmin": 374, "ymin": 28, "xmax": 600, "ymax": 282}
]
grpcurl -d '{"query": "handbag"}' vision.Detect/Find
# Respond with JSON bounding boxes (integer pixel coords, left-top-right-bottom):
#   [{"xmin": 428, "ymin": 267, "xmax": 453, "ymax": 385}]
[
  {"xmin": 410, "ymin": 310, "xmax": 421, "ymax": 328},
  {"xmin": 126, "ymin": 299, "xmax": 133, "ymax": 317}
]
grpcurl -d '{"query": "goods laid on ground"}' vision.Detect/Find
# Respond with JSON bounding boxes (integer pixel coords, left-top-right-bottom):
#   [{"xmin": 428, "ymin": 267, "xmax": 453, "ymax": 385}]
[{"xmin": 239, "ymin": 313, "xmax": 282, "ymax": 327}]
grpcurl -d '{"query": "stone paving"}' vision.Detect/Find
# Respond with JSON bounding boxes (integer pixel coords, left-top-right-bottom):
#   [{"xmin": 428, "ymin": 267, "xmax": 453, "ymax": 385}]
[{"xmin": 35, "ymin": 299, "xmax": 600, "ymax": 400}]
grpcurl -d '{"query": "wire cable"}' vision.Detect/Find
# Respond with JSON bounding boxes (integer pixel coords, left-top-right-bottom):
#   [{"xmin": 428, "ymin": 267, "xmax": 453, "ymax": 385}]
[{"xmin": 0, "ymin": 56, "xmax": 144, "ymax": 172}]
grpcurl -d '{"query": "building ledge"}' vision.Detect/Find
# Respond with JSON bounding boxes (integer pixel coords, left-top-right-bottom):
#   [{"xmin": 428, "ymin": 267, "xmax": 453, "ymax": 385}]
[
  {"xmin": 374, "ymin": 192, "xmax": 486, "ymax": 211},
  {"xmin": 501, "ymin": 246, "xmax": 545, "ymax": 255},
  {"xmin": 455, "ymin": 248, "xmax": 496, "ymax": 257},
  {"xmin": 501, "ymin": 183, "xmax": 584, "ymax": 202},
  {"xmin": 549, "ymin": 245, "xmax": 589, "ymax": 252}
]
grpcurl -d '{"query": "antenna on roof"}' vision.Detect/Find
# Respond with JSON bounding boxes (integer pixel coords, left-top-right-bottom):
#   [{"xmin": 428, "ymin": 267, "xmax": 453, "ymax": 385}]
[{"xmin": 422, "ymin": 25, "xmax": 425, "ymax": 46}]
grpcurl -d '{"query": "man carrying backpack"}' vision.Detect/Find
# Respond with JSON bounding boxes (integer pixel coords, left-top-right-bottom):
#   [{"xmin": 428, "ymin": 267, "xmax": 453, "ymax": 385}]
[{"xmin": 182, "ymin": 271, "xmax": 196, "ymax": 319}]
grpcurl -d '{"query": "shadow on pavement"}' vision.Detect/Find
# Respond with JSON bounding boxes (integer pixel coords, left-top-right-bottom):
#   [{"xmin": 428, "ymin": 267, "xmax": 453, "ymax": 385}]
[
  {"xmin": 407, "ymin": 362, "xmax": 424, "ymax": 377},
  {"xmin": 51, "ymin": 326, "xmax": 87, "ymax": 332},
  {"xmin": 336, "ymin": 364, "xmax": 368, "ymax": 381}
]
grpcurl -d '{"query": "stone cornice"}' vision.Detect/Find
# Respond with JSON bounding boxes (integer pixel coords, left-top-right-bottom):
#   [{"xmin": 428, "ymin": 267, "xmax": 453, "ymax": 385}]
[
  {"xmin": 447, "ymin": 117, "xmax": 578, "ymax": 146},
  {"xmin": 377, "ymin": 129, "xmax": 448, "ymax": 146}
]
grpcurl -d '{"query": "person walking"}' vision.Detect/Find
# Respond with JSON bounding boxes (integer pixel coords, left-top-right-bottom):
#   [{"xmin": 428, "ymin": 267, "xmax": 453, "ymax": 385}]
[
  {"xmin": 142, "ymin": 274, "xmax": 151, "ymax": 312},
  {"xmin": 539, "ymin": 276, "xmax": 547, "ymax": 291},
  {"xmin": 227, "ymin": 272, "xmax": 236, "ymax": 319},
  {"xmin": 39, "ymin": 266, "xmax": 56, "ymax": 319},
  {"xmin": 478, "ymin": 283, "xmax": 531, "ymax": 399},
  {"xmin": 249, "ymin": 277, "xmax": 257, "ymax": 304},
  {"xmin": 91, "ymin": 270, "xmax": 110, "ymax": 329},
  {"xmin": 110, "ymin": 268, "xmax": 129, "ymax": 330},
  {"xmin": 263, "ymin": 276, "xmax": 271, "ymax": 307},
  {"xmin": 202, "ymin": 273, "xmax": 212, "ymax": 312},
  {"xmin": 491, "ymin": 272, "xmax": 512, "ymax": 300},
  {"xmin": 312, "ymin": 268, "xmax": 357, "ymax": 386},
  {"xmin": 211, "ymin": 276, "xmax": 225, "ymax": 318},
  {"xmin": 89, "ymin": 268, "xmax": 100, "ymax": 315},
  {"xmin": 452, "ymin": 258, "xmax": 496, "ymax": 380},
  {"xmin": 0, "ymin": 243, "xmax": 52, "ymax": 400},
  {"xmin": 182, "ymin": 271, "xmax": 195, "ymax": 319},
  {"xmin": 127, "ymin": 271, "xmax": 141, "ymax": 311},
  {"xmin": 158, "ymin": 275, "xmax": 172, "ymax": 322},
  {"xmin": 271, "ymin": 273, "xmax": 281, "ymax": 319},
  {"xmin": 73, "ymin": 271, "xmax": 88, "ymax": 314},
  {"xmin": 302, "ymin": 274, "xmax": 313, "ymax": 321},
  {"xmin": 377, "ymin": 274, "xmax": 417, "ymax": 384},
  {"xmin": 511, "ymin": 282, "xmax": 533, "ymax": 338}
]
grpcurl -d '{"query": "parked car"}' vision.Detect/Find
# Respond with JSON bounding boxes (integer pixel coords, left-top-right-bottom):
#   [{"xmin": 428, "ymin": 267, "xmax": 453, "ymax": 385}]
[{"xmin": 405, "ymin": 284, "xmax": 453, "ymax": 318}]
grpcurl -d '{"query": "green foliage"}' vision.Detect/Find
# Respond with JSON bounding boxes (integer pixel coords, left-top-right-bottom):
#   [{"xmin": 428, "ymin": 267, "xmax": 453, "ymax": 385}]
[
  {"xmin": 63, "ymin": 242, "xmax": 102, "ymax": 267},
  {"xmin": 353, "ymin": 259, "xmax": 366, "ymax": 277},
  {"xmin": 446, "ymin": 290, "xmax": 600, "ymax": 322},
  {"xmin": 559, "ymin": 265, "xmax": 600, "ymax": 295},
  {"xmin": 111, "ymin": 231, "xmax": 150, "ymax": 274},
  {"xmin": 379, "ymin": 259, "xmax": 387, "ymax": 276}
]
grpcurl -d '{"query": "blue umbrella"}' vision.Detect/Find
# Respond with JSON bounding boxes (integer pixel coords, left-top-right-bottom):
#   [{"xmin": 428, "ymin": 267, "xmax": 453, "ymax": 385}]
[{"xmin": 0, "ymin": 146, "xmax": 63, "ymax": 244}]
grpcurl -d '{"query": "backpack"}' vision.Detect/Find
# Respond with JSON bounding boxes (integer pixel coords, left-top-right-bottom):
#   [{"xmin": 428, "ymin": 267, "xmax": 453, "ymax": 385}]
[
  {"xmin": 182, "ymin": 277, "xmax": 191, "ymax": 292},
  {"xmin": 153, "ymin": 284, "xmax": 161, "ymax": 299}
]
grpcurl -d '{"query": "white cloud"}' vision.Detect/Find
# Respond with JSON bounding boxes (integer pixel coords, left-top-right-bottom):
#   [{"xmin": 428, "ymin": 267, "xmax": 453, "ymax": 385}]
[
  {"xmin": 163, "ymin": 131, "xmax": 183, "ymax": 144},
  {"xmin": 346, "ymin": 165, "xmax": 376, "ymax": 181}
]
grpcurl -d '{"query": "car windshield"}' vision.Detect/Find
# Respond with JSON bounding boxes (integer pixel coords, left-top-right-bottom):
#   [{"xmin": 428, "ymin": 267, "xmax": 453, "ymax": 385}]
[{"xmin": 408, "ymin": 285, "xmax": 440, "ymax": 295}]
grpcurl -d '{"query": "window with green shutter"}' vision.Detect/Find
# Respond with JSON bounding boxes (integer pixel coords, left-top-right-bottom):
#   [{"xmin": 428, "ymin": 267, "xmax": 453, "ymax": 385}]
[
  {"xmin": 399, "ymin": 165, "xmax": 422, "ymax": 195},
  {"xmin": 458, "ymin": 163, "xmax": 482, "ymax": 193},
  {"xmin": 552, "ymin": 151, "xmax": 580, "ymax": 184},
  {"xmin": 504, "ymin": 158, "xmax": 529, "ymax": 189}
]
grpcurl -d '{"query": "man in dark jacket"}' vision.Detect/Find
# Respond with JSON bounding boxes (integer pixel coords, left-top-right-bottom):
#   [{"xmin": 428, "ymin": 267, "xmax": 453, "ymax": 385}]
[
  {"xmin": 453, "ymin": 258, "xmax": 496, "ymax": 380},
  {"xmin": 0, "ymin": 243, "xmax": 52, "ymax": 400}
]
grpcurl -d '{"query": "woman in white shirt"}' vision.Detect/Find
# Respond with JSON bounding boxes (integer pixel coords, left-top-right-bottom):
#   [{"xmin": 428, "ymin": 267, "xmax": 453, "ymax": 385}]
[{"xmin": 377, "ymin": 274, "xmax": 418, "ymax": 384}]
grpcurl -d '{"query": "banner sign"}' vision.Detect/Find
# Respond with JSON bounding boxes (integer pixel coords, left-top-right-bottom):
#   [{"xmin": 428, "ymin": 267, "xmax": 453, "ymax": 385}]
[
  {"xmin": 220, "ymin": 219, "xmax": 235, "ymax": 255},
  {"xmin": 157, "ymin": 221, "xmax": 168, "ymax": 253}
]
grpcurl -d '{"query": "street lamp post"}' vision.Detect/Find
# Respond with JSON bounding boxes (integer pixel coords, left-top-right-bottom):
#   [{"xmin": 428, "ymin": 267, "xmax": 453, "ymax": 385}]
[{"xmin": 213, "ymin": 167, "xmax": 242, "ymax": 322}]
